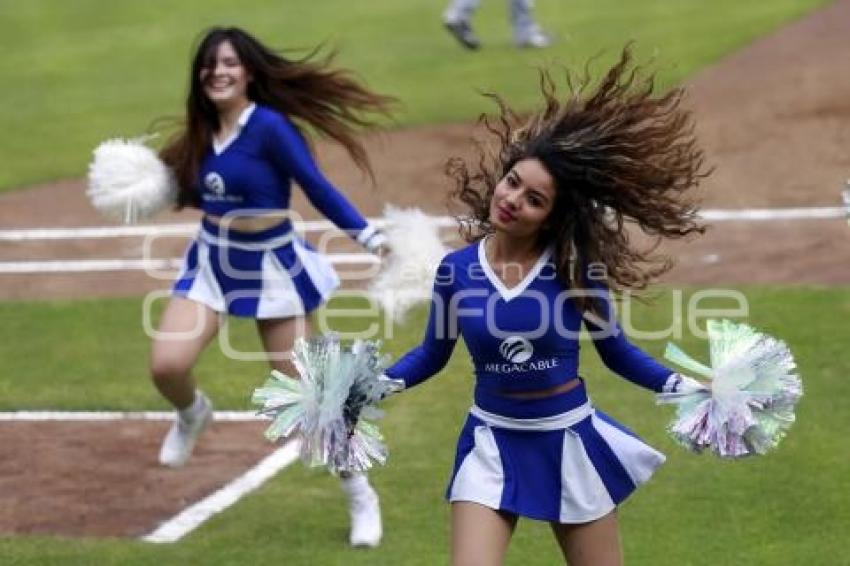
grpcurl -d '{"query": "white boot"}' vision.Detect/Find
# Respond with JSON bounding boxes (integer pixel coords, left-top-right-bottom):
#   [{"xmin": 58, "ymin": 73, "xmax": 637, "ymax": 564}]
[
  {"xmin": 341, "ymin": 474, "xmax": 382, "ymax": 547},
  {"xmin": 159, "ymin": 391, "xmax": 213, "ymax": 468}
]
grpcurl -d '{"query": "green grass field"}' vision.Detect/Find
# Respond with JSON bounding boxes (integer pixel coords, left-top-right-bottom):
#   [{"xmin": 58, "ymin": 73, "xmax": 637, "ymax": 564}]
[
  {"xmin": 1, "ymin": 288, "xmax": 848, "ymax": 565},
  {"xmin": 0, "ymin": 0, "xmax": 829, "ymax": 191},
  {"xmin": 1, "ymin": 0, "xmax": 845, "ymax": 564}
]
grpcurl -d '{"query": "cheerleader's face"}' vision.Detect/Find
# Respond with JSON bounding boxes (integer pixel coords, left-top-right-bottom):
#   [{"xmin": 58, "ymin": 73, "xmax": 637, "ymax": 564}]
[
  {"xmin": 199, "ymin": 40, "xmax": 251, "ymax": 108},
  {"xmin": 489, "ymin": 158, "xmax": 556, "ymax": 239}
]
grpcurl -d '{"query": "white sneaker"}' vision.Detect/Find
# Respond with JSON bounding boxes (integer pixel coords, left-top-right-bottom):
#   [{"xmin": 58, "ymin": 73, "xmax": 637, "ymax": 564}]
[
  {"xmin": 349, "ymin": 487, "xmax": 382, "ymax": 547},
  {"xmin": 516, "ymin": 27, "xmax": 552, "ymax": 48},
  {"xmin": 158, "ymin": 393, "xmax": 213, "ymax": 468}
]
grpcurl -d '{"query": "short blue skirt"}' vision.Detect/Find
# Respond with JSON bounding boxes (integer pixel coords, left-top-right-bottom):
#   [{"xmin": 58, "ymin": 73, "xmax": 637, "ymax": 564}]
[
  {"xmin": 172, "ymin": 218, "xmax": 339, "ymax": 318},
  {"xmin": 446, "ymin": 380, "xmax": 665, "ymax": 524}
]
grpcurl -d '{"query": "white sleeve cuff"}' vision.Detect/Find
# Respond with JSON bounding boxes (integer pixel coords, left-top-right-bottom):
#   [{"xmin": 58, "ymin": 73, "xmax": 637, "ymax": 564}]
[
  {"xmin": 377, "ymin": 373, "xmax": 405, "ymax": 400},
  {"xmin": 357, "ymin": 224, "xmax": 387, "ymax": 253},
  {"xmin": 663, "ymin": 372, "xmax": 708, "ymax": 394},
  {"xmin": 356, "ymin": 224, "xmax": 378, "ymax": 245},
  {"xmin": 662, "ymin": 373, "xmax": 682, "ymax": 393}
]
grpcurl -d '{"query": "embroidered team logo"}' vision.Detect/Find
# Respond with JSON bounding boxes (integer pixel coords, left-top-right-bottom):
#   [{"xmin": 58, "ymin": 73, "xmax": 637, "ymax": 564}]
[
  {"xmin": 204, "ymin": 172, "xmax": 226, "ymax": 195},
  {"xmin": 499, "ymin": 336, "xmax": 533, "ymax": 363}
]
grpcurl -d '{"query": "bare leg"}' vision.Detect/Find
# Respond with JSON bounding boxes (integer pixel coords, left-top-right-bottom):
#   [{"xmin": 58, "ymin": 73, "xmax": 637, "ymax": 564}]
[
  {"xmin": 550, "ymin": 511, "xmax": 622, "ymax": 566},
  {"xmin": 150, "ymin": 296, "xmax": 220, "ymax": 409},
  {"xmin": 255, "ymin": 315, "xmax": 312, "ymax": 375},
  {"xmin": 452, "ymin": 502, "xmax": 517, "ymax": 566}
]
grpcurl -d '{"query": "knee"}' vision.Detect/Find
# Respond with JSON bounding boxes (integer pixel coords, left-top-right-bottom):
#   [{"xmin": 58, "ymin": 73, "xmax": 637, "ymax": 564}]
[{"xmin": 150, "ymin": 352, "xmax": 192, "ymax": 384}]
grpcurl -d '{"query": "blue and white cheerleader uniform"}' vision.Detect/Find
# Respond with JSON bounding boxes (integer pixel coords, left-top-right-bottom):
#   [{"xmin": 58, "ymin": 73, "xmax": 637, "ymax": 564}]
[
  {"xmin": 385, "ymin": 238, "xmax": 683, "ymax": 523},
  {"xmin": 172, "ymin": 103, "xmax": 384, "ymax": 318}
]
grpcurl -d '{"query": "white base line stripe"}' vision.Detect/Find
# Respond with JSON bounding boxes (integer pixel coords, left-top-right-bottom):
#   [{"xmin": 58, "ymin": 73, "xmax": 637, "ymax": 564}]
[
  {"xmin": 141, "ymin": 439, "xmax": 301, "ymax": 544},
  {"xmin": 0, "ymin": 253, "xmax": 380, "ymax": 274},
  {"xmin": 0, "ymin": 216, "xmax": 457, "ymax": 241},
  {"xmin": 0, "ymin": 220, "xmax": 351, "ymax": 241},
  {"xmin": 700, "ymin": 206, "xmax": 846, "ymax": 221},
  {"xmin": 0, "ymin": 208, "xmax": 845, "ymax": 241},
  {"xmin": 0, "ymin": 410, "xmax": 265, "ymax": 421},
  {"xmin": 0, "ymin": 259, "xmax": 183, "ymax": 274},
  {"xmin": 2, "ymin": 207, "xmax": 846, "ymax": 273}
]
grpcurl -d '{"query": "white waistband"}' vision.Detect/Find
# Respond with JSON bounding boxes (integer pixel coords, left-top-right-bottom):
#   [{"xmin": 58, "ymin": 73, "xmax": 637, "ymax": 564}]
[
  {"xmin": 470, "ymin": 402, "xmax": 593, "ymax": 431},
  {"xmin": 198, "ymin": 228, "xmax": 296, "ymax": 251}
]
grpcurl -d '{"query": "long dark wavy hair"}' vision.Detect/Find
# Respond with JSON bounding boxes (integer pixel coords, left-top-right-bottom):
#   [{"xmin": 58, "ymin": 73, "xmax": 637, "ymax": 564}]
[
  {"xmin": 449, "ymin": 46, "xmax": 709, "ymax": 312},
  {"xmin": 160, "ymin": 26, "xmax": 396, "ymax": 208}
]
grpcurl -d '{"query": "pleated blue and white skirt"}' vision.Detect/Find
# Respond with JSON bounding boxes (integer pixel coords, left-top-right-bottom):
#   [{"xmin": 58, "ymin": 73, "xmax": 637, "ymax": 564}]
[
  {"xmin": 446, "ymin": 380, "xmax": 665, "ymax": 524},
  {"xmin": 172, "ymin": 218, "xmax": 339, "ymax": 318}
]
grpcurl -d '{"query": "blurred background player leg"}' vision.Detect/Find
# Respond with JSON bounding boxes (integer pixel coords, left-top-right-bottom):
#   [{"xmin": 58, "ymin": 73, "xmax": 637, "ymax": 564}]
[
  {"xmin": 443, "ymin": 0, "xmax": 482, "ymax": 49},
  {"xmin": 511, "ymin": 0, "xmax": 552, "ymax": 48},
  {"xmin": 443, "ymin": 0, "xmax": 551, "ymax": 49}
]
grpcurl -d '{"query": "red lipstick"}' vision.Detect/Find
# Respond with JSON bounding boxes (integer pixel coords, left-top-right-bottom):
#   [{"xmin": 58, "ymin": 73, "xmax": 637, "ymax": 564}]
[{"xmin": 496, "ymin": 205, "xmax": 516, "ymax": 223}]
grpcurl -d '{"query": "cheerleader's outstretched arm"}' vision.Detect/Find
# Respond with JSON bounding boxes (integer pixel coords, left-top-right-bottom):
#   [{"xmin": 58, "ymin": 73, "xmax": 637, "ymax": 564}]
[
  {"xmin": 265, "ymin": 114, "xmax": 384, "ymax": 250},
  {"xmin": 583, "ymin": 284, "xmax": 682, "ymax": 394}
]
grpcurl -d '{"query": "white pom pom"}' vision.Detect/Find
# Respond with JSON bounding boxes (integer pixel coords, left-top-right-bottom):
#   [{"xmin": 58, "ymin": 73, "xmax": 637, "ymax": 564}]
[
  {"xmin": 367, "ymin": 205, "xmax": 451, "ymax": 322},
  {"xmin": 86, "ymin": 137, "xmax": 177, "ymax": 224}
]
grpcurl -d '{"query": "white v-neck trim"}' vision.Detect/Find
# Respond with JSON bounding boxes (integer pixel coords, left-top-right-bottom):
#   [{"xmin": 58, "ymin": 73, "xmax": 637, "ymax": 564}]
[
  {"xmin": 212, "ymin": 103, "xmax": 256, "ymax": 155},
  {"xmin": 478, "ymin": 236, "xmax": 553, "ymax": 302}
]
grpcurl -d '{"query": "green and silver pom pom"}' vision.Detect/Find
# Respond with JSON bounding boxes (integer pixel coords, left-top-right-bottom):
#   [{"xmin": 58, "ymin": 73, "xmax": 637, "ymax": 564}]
[
  {"xmin": 657, "ymin": 319, "xmax": 802, "ymax": 458},
  {"xmin": 251, "ymin": 335, "xmax": 400, "ymax": 474}
]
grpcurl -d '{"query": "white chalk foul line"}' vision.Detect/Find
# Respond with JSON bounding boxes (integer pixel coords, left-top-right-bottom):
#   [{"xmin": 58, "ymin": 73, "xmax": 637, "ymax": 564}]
[
  {"xmin": 0, "ymin": 207, "xmax": 845, "ymax": 242},
  {"xmin": 141, "ymin": 439, "xmax": 301, "ymax": 544}
]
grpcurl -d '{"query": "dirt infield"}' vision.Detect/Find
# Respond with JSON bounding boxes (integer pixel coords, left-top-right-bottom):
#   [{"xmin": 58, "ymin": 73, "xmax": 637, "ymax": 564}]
[
  {"xmin": 1, "ymin": 1, "xmax": 849, "ymax": 539},
  {"xmin": 0, "ymin": 420, "xmax": 273, "ymax": 537}
]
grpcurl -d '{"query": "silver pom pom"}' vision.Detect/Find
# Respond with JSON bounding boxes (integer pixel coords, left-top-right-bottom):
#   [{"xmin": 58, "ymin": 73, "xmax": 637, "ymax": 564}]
[
  {"xmin": 657, "ymin": 319, "xmax": 803, "ymax": 458},
  {"xmin": 252, "ymin": 335, "xmax": 397, "ymax": 474}
]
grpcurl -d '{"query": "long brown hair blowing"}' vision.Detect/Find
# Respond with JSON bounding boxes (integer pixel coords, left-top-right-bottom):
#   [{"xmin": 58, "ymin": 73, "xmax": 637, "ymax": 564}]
[
  {"xmin": 160, "ymin": 27, "xmax": 396, "ymax": 208},
  {"xmin": 449, "ymin": 46, "xmax": 709, "ymax": 312}
]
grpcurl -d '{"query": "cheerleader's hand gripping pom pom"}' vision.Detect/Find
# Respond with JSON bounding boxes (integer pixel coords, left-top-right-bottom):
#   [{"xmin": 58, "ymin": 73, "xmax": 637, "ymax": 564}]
[
  {"xmin": 367, "ymin": 204, "xmax": 450, "ymax": 323},
  {"xmin": 251, "ymin": 335, "xmax": 398, "ymax": 474},
  {"xmin": 657, "ymin": 319, "xmax": 802, "ymax": 458},
  {"xmin": 87, "ymin": 137, "xmax": 177, "ymax": 224}
]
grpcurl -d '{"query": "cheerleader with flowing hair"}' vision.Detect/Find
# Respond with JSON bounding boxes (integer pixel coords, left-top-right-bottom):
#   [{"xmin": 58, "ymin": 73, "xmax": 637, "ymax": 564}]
[
  {"xmin": 449, "ymin": 46, "xmax": 708, "ymax": 310},
  {"xmin": 160, "ymin": 27, "xmax": 393, "ymax": 208},
  {"xmin": 382, "ymin": 46, "xmax": 710, "ymax": 565}
]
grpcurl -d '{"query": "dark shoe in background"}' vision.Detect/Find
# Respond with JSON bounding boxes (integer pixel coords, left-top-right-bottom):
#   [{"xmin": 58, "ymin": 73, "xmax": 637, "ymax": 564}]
[{"xmin": 444, "ymin": 20, "xmax": 481, "ymax": 50}]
